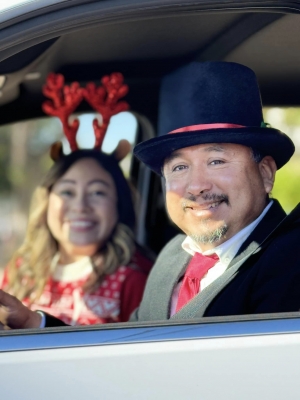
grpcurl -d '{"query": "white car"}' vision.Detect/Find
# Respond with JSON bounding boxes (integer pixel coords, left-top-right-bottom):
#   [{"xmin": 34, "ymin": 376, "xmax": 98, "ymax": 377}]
[{"xmin": 0, "ymin": 1, "xmax": 300, "ymax": 399}]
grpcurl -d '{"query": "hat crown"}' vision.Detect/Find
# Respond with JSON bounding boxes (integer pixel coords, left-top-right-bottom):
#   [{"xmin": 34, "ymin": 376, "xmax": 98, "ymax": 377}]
[
  {"xmin": 158, "ymin": 61, "xmax": 263, "ymax": 135},
  {"xmin": 134, "ymin": 61, "xmax": 295, "ymax": 174}
]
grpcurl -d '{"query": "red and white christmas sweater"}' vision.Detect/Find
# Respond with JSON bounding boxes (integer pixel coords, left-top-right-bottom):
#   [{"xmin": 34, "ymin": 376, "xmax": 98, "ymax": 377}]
[{"xmin": 1, "ymin": 251, "xmax": 151, "ymax": 326}]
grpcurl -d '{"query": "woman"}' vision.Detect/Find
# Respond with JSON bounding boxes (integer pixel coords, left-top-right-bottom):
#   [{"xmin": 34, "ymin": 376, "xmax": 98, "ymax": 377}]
[{"xmin": 1, "ymin": 149, "xmax": 152, "ymax": 325}]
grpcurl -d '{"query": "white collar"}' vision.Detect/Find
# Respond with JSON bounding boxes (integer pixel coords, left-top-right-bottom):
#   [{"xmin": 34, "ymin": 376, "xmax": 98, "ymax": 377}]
[
  {"xmin": 51, "ymin": 254, "xmax": 93, "ymax": 282},
  {"xmin": 182, "ymin": 200, "xmax": 273, "ymax": 267}
]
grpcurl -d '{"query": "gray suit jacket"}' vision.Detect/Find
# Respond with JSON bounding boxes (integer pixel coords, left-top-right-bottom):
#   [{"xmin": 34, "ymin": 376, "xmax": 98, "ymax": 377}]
[{"xmin": 131, "ymin": 200, "xmax": 300, "ymax": 322}]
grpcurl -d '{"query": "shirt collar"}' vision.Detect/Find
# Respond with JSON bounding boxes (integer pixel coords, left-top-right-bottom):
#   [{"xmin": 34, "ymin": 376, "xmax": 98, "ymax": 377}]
[
  {"xmin": 182, "ymin": 200, "xmax": 273, "ymax": 267},
  {"xmin": 51, "ymin": 254, "xmax": 93, "ymax": 282}
]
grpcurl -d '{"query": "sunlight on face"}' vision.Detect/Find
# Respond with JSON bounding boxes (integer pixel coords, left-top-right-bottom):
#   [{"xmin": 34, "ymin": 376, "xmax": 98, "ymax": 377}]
[
  {"xmin": 47, "ymin": 158, "xmax": 118, "ymax": 258},
  {"xmin": 163, "ymin": 143, "xmax": 276, "ymax": 250}
]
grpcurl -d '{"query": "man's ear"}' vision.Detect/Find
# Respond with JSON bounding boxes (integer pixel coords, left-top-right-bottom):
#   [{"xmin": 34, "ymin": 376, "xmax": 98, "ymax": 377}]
[{"xmin": 259, "ymin": 156, "xmax": 277, "ymax": 194}]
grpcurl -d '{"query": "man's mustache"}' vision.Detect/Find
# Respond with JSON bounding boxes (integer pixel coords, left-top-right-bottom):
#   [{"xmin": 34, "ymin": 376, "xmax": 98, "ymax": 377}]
[{"xmin": 182, "ymin": 193, "xmax": 229, "ymax": 211}]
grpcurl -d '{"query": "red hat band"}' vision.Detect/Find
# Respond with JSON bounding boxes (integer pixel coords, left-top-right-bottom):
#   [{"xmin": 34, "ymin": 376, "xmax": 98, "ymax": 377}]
[{"xmin": 169, "ymin": 123, "xmax": 245, "ymax": 134}]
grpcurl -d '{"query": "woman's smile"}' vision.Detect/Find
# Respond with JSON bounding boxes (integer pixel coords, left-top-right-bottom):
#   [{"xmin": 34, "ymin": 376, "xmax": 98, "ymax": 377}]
[{"xmin": 68, "ymin": 219, "xmax": 98, "ymax": 231}]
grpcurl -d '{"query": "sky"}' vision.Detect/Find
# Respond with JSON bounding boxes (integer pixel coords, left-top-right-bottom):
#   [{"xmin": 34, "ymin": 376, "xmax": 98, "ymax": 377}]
[
  {"xmin": 62, "ymin": 112, "xmax": 138, "ymax": 154},
  {"xmin": 0, "ymin": 0, "xmax": 63, "ymax": 13},
  {"xmin": 0, "ymin": 0, "xmax": 37, "ymax": 12}
]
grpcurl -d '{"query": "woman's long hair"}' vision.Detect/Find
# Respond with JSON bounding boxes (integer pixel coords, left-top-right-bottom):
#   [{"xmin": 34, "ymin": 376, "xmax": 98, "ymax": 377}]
[{"xmin": 6, "ymin": 150, "xmax": 136, "ymax": 302}]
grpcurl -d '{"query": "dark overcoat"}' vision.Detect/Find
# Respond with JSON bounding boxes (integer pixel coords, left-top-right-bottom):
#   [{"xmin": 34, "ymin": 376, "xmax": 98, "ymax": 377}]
[{"xmin": 131, "ymin": 200, "xmax": 300, "ymax": 322}]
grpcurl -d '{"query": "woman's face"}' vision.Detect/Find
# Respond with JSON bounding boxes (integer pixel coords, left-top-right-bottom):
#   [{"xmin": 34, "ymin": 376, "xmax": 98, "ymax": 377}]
[{"xmin": 47, "ymin": 158, "xmax": 118, "ymax": 257}]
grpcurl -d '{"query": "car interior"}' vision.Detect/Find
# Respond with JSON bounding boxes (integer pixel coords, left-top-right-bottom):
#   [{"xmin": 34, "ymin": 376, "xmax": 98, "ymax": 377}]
[{"xmin": 0, "ymin": 0, "xmax": 300, "ymax": 333}]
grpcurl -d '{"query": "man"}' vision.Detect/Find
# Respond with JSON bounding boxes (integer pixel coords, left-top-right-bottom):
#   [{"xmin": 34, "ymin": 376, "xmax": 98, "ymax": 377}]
[
  {"xmin": 131, "ymin": 61, "xmax": 300, "ymax": 321},
  {"xmin": 0, "ymin": 60, "xmax": 300, "ymax": 328}
]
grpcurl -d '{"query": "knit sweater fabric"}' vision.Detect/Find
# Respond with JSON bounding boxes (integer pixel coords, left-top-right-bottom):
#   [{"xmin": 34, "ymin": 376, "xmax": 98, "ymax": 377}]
[{"xmin": 1, "ymin": 250, "xmax": 151, "ymax": 326}]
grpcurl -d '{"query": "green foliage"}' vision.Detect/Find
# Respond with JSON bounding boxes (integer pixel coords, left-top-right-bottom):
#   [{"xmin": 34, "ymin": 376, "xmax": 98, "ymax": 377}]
[
  {"xmin": 279, "ymin": 108, "xmax": 300, "ymax": 126},
  {"xmin": 272, "ymin": 156, "xmax": 300, "ymax": 212},
  {"xmin": 263, "ymin": 107, "xmax": 300, "ymax": 213}
]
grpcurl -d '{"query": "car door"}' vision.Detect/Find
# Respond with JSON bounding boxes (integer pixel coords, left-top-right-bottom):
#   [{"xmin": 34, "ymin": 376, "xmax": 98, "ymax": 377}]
[{"xmin": 1, "ymin": 1, "xmax": 300, "ymax": 399}]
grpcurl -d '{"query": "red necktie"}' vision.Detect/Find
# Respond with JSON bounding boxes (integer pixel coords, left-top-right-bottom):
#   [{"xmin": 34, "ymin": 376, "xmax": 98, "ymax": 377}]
[{"xmin": 175, "ymin": 252, "xmax": 219, "ymax": 313}]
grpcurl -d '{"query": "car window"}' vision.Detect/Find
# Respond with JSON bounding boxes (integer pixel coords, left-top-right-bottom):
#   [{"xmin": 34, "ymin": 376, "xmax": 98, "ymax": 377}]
[{"xmin": 0, "ymin": 1, "xmax": 300, "ymax": 341}]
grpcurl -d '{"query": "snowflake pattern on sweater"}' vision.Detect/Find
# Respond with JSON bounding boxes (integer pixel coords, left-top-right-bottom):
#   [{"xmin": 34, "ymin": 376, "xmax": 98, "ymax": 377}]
[
  {"xmin": 25, "ymin": 265, "xmax": 131, "ymax": 325},
  {"xmin": 1, "ymin": 251, "xmax": 151, "ymax": 326}
]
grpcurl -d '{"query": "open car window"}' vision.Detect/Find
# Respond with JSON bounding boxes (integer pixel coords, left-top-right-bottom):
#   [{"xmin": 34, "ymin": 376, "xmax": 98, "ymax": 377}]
[
  {"xmin": 1, "ymin": 6, "xmax": 300, "ymax": 398},
  {"xmin": 1, "ymin": 3, "xmax": 300, "ymax": 399}
]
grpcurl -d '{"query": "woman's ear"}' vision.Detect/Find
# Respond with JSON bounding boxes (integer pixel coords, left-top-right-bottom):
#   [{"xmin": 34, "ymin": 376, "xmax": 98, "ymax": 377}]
[
  {"xmin": 112, "ymin": 139, "xmax": 131, "ymax": 162},
  {"xmin": 259, "ymin": 156, "xmax": 277, "ymax": 194},
  {"xmin": 50, "ymin": 141, "xmax": 63, "ymax": 162}
]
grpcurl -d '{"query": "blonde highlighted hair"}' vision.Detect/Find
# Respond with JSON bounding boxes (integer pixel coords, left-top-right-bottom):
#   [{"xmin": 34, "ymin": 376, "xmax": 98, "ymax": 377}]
[{"xmin": 6, "ymin": 150, "xmax": 136, "ymax": 302}]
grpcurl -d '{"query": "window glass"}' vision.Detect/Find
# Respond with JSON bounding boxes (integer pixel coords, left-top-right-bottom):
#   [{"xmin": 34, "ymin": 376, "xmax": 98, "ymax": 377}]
[
  {"xmin": 263, "ymin": 107, "xmax": 300, "ymax": 212},
  {"xmin": 0, "ymin": 112, "xmax": 137, "ymax": 268}
]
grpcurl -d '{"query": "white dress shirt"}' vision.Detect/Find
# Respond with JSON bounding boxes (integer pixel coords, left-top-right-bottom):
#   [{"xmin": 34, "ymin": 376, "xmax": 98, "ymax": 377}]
[{"xmin": 170, "ymin": 201, "xmax": 273, "ymax": 316}]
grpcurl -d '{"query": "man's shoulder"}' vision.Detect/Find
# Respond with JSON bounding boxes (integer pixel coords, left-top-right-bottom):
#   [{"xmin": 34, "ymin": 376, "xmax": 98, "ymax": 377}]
[
  {"xmin": 255, "ymin": 202, "xmax": 300, "ymax": 261},
  {"xmin": 270, "ymin": 202, "xmax": 300, "ymax": 242},
  {"xmin": 282, "ymin": 202, "xmax": 300, "ymax": 227}
]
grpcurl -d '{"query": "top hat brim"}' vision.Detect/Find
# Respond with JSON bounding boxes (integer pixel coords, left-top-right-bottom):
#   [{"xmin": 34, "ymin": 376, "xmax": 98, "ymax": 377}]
[{"xmin": 134, "ymin": 127, "xmax": 295, "ymax": 175}]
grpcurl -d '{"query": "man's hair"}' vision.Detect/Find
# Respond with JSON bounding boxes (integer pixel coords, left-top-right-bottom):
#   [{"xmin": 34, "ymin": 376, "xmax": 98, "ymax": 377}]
[{"xmin": 250, "ymin": 147, "xmax": 263, "ymax": 163}]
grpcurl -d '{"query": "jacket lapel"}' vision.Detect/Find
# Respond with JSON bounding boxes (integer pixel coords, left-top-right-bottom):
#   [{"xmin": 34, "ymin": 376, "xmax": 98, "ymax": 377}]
[
  {"xmin": 149, "ymin": 235, "xmax": 191, "ymax": 320},
  {"xmin": 171, "ymin": 200, "xmax": 288, "ymax": 320},
  {"xmin": 232, "ymin": 199, "xmax": 286, "ymax": 261}
]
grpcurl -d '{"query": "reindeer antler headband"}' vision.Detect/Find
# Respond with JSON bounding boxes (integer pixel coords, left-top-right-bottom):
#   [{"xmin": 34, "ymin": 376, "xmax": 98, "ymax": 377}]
[{"xmin": 42, "ymin": 72, "xmax": 129, "ymax": 156}]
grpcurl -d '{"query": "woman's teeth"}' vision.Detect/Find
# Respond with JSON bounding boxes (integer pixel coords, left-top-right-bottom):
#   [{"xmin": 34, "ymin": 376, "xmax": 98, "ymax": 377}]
[{"xmin": 70, "ymin": 221, "xmax": 94, "ymax": 228}]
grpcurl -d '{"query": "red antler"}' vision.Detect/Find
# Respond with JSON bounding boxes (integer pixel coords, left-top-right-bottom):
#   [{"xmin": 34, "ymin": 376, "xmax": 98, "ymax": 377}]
[
  {"xmin": 82, "ymin": 72, "xmax": 129, "ymax": 149},
  {"xmin": 42, "ymin": 73, "xmax": 83, "ymax": 151}
]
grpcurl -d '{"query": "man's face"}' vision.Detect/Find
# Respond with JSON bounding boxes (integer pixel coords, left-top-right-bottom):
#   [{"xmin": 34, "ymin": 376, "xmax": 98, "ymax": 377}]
[{"xmin": 163, "ymin": 143, "xmax": 276, "ymax": 250}]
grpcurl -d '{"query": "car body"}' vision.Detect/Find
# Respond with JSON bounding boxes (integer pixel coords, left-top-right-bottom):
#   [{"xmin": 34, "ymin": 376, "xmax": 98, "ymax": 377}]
[{"xmin": 1, "ymin": 1, "xmax": 300, "ymax": 398}]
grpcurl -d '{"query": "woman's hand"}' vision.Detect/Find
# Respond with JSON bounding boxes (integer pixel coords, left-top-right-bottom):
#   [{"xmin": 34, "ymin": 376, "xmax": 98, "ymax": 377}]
[{"xmin": 0, "ymin": 290, "xmax": 41, "ymax": 330}]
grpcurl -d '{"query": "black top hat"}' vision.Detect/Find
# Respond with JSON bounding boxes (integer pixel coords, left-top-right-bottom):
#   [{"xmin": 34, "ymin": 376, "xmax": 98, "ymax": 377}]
[{"xmin": 134, "ymin": 61, "xmax": 295, "ymax": 175}]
